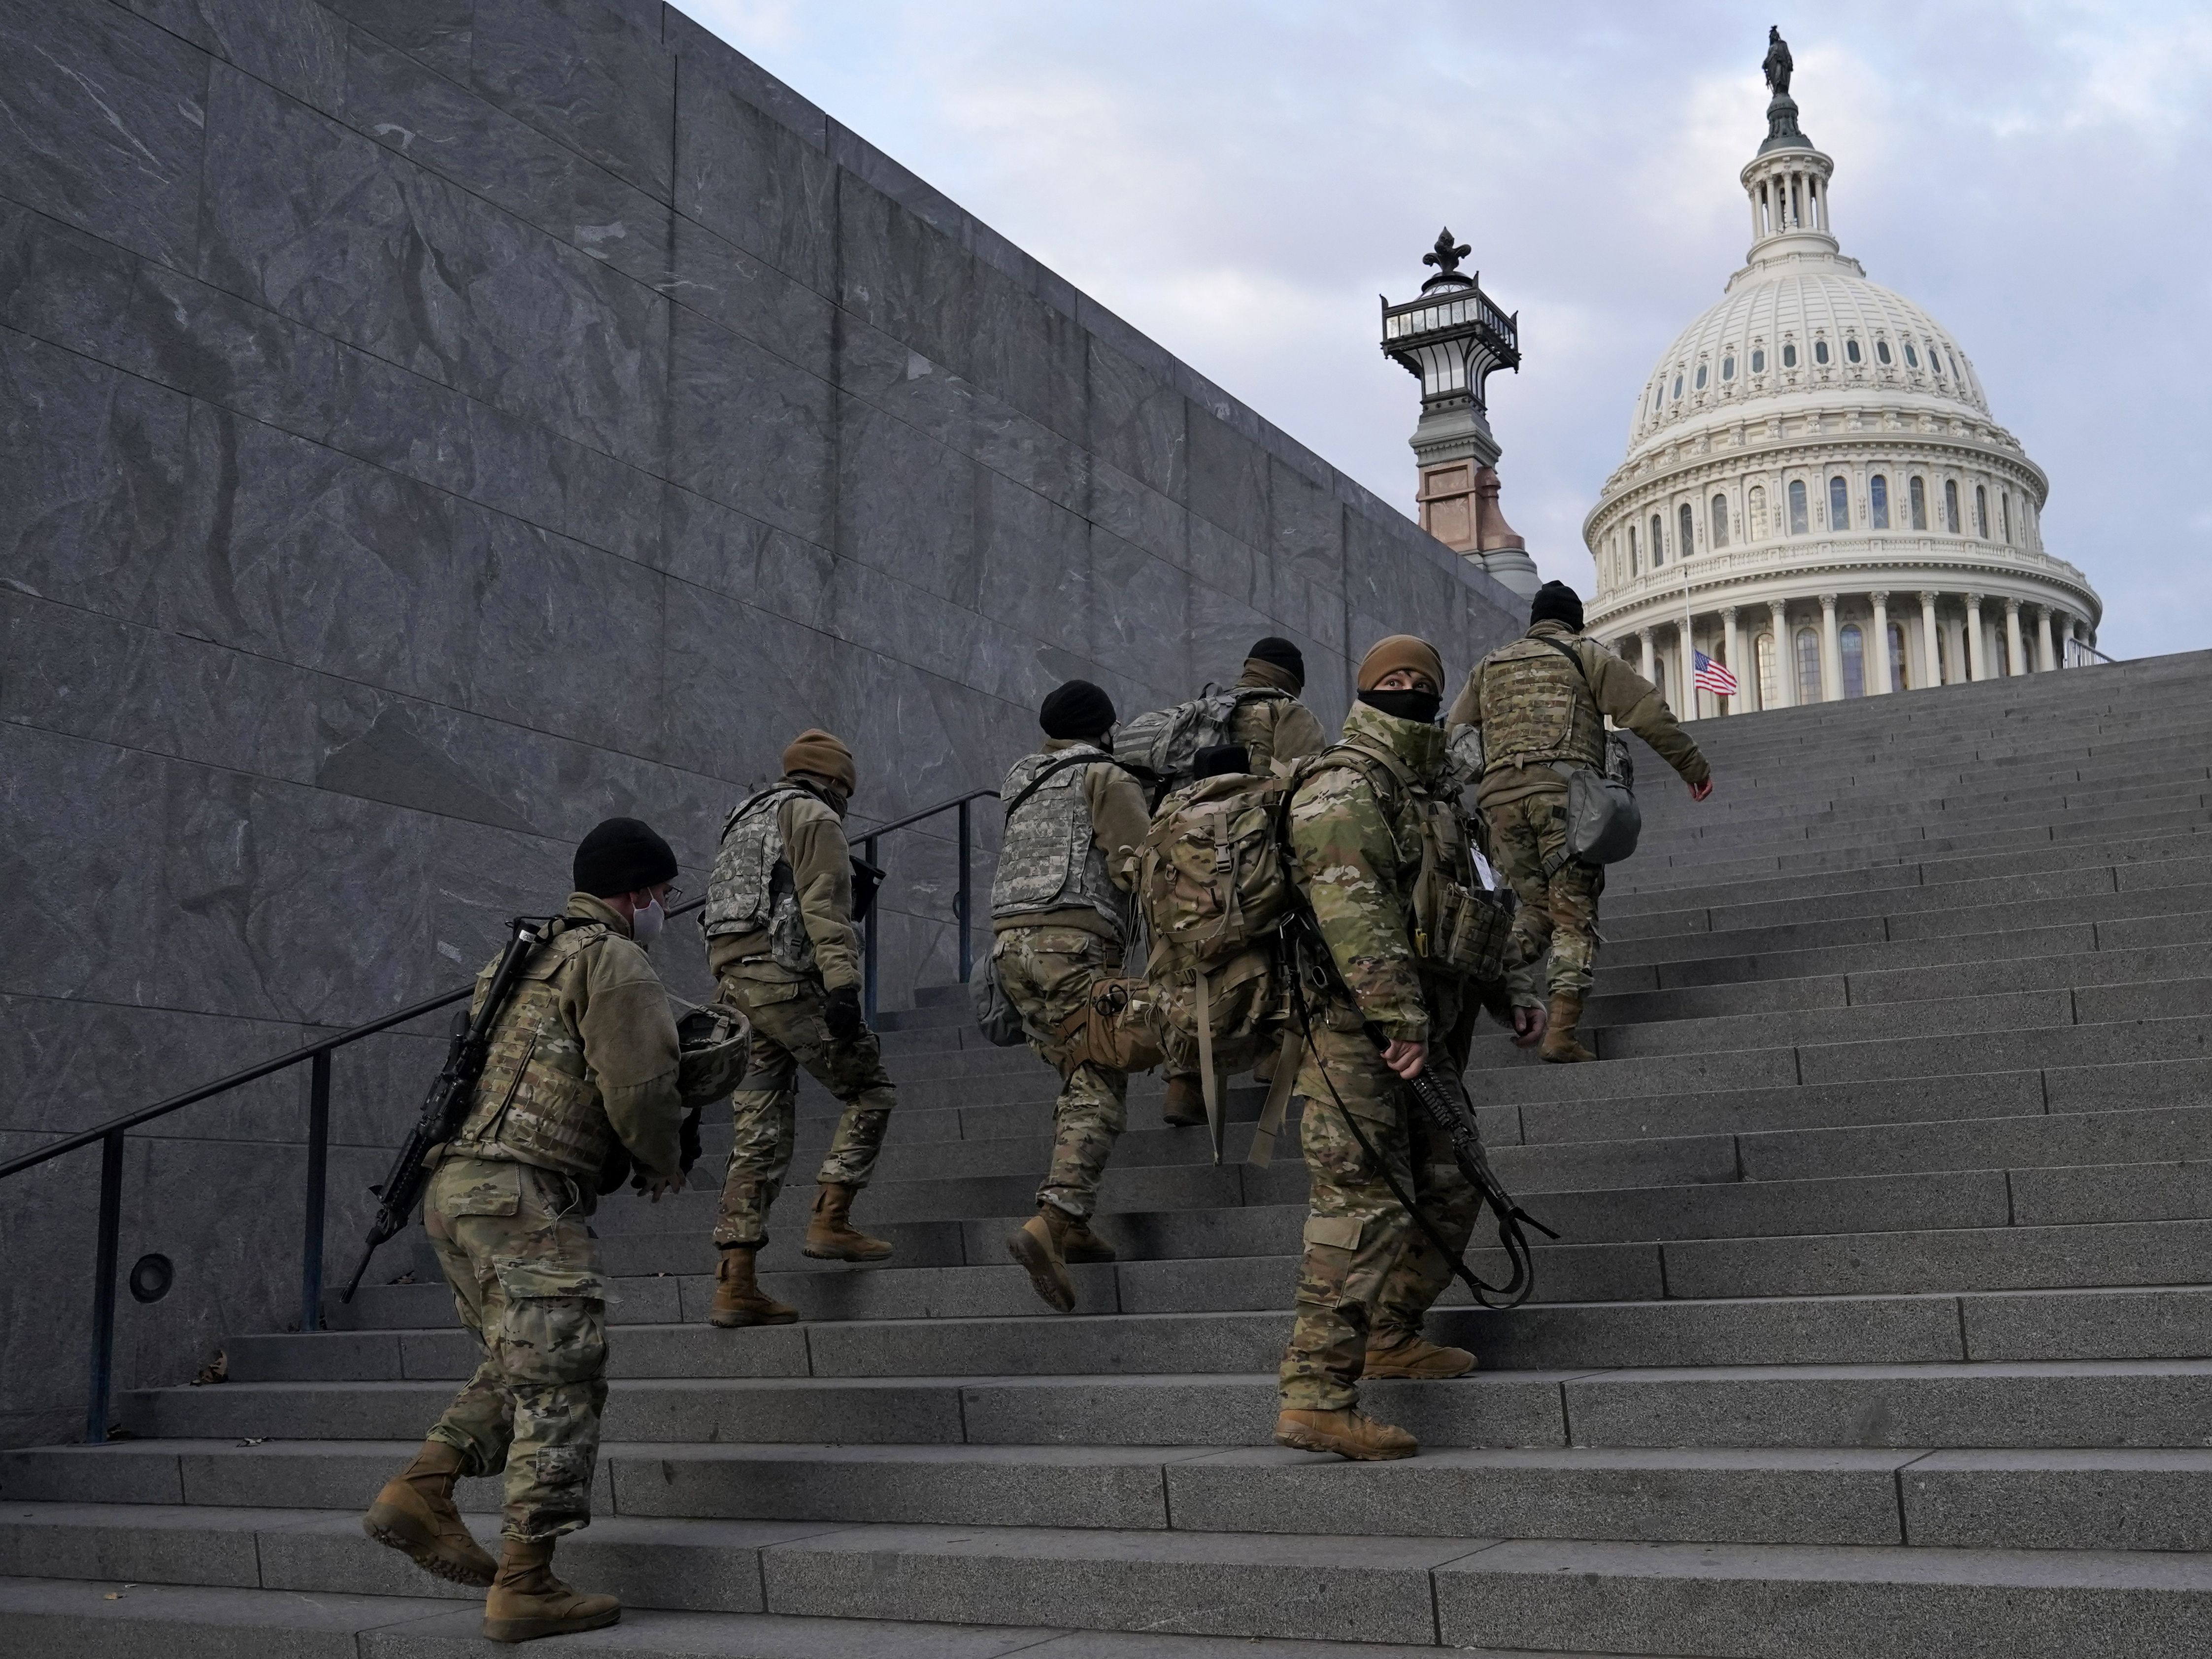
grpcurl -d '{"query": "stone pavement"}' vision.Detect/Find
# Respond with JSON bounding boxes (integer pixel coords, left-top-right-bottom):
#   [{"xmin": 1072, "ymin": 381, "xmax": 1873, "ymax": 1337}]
[{"xmin": 8, "ymin": 651, "xmax": 2212, "ymax": 1656}]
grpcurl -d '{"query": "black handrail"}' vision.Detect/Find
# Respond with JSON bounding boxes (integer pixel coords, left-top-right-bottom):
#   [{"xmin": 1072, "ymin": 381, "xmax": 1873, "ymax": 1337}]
[
  {"xmin": 3, "ymin": 779, "xmax": 1005, "ymax": 1447},
  {"xmin": 855, "ymin": 786, "xmax": 1001, "ymax": 1021}
]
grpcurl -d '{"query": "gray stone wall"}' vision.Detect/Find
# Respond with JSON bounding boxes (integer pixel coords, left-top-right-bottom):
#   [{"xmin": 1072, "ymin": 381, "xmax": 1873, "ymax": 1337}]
[{"xmin": 0, "ymin": 0, "xmax": 1526, "ymax": 1445}]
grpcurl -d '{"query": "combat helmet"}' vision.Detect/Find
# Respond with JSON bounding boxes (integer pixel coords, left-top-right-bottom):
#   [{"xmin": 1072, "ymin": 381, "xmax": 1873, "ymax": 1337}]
[{"xmin": 674, "ymin": 1002, "xmax": 751, "ymax": 1108}]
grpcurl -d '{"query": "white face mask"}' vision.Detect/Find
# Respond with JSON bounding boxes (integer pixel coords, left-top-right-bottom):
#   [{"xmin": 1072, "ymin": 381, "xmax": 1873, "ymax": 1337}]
[{"xmin": 631, "ymin": 897, "xmax": 665, "ymax": 949}]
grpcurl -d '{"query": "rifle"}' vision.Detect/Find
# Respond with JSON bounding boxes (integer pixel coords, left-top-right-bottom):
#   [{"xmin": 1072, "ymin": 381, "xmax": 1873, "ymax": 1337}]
[
  {"xmin": 339, "ymin": 915, "xmax": 555, "ymax": 1303},
  {"xmin": 1283, "ymin": 907, "xmax": 1558, "ymax": 1310}
]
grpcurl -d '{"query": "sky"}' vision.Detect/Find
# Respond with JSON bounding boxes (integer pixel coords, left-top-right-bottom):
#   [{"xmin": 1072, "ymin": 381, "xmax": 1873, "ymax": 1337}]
[{"xmin": 682, "ymin": 1, "xmax": 2212, "ymax": 661}]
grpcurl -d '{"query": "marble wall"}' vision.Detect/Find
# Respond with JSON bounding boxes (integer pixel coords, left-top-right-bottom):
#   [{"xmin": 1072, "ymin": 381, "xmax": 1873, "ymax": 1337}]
[{"xmin": 0, "ymin": 0, "xmax": 1527, "ymax": 1444}]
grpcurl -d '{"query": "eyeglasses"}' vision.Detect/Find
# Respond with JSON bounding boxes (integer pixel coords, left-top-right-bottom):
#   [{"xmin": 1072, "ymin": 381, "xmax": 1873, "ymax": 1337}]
[{"xmin": 662, "ymin": 886, "xmax": 683, "ymax": 904}]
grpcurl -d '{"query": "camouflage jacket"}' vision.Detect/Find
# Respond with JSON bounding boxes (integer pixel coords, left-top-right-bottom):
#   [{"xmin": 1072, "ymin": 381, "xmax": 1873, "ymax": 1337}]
[
  {"xmin": 1285, "ymin": 700, "xmax": 1452, "ymax": 1044},
  {"xmin": 706, "ymin": 780, "xmax": 862, "ymax": 991},
  {"xmin": 1449, "ymin": 619, "xmax": 1709, "ymax": 809},
  {"xmin": 452, "ymin": 892, "xmax": 684, "ymax": 1181}
]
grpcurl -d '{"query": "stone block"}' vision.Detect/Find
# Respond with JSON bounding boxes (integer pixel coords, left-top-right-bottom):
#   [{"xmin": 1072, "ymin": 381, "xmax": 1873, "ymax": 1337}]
[
  {"xmin": 465, "ymin": 0, "xmax": 675, "ymax": 201},
  {"xmin": 760, "ymin": 1523, "xmax": 1467, "ymax": 1644},
  {"xmin": 1902, "ymin": 1448, "xmax": 2212, "ymax": 1550},
  {"xmin": 0, "ymin": 1501, "xmax": 272, "ymax": 1587},
  {"xmin": 125, "ymin": 0, "xmax": 348, "ymax": 111},
  {"xmin": 666, "ymin": 304, "xmax": 835, "ymax": 543},
  {"xmin": 1962, "ymin": 1286, "xmax": 2212, "ymax": 1361}
]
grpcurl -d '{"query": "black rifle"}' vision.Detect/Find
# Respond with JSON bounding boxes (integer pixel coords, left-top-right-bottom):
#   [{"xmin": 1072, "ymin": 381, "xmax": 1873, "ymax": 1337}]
[
  {"xmin": 1283, "ymin": 908, "xmax": 1558, "ymax": 1310},
  {"xmin": 339, "ymin": 915, "xmax": 554, "ymax": 1303}
]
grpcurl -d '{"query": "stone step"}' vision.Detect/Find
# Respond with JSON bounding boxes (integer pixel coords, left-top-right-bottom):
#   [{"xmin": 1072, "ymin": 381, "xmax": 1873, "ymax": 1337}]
[
  {"xmin": 5, "ymin": 1504, "xmax": 2210, "ymax": 1656},
  {"xmin": 0, "ymin": 1575, "xmax": 1638, "ymax": 1659},
  {"xmin": 15, "ymin": 1437, "xmax": 2212, "ymax": 1554},
  {"xmin": 227, "ymin": 1281, "xmax": 2212, "ymax": 1388},
  {"xmin": 119, "ymin": 1358, "xmax": 2212, "ymax": 1452}
]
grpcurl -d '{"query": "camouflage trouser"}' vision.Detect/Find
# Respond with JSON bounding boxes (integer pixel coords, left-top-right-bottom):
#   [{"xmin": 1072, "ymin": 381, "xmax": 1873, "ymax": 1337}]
[
  {"xmin": 1485, "ymin": 789, "xmax": 1606, "ymax": 998},
  {"xmin": 994, "ymin": 925, "xmax": 1127, "ymax": 1219},
  {"xmin": 1278, "ymin": 1007, "xmax": 1481, "ymax": 1412},
  {"xmin": 713, "ymin": 967, "xmax": 897, "ymax": 1248},
  {"xmin": 423, "ymin": 1156, "xmax": 607, "ymax": 1541}
]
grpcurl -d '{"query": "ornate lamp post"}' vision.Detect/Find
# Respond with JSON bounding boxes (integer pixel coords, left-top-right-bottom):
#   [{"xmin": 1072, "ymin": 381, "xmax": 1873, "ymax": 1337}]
[{"xmin": 1381, "ymin": 231, "xmax": 1537, "ymax": 595}]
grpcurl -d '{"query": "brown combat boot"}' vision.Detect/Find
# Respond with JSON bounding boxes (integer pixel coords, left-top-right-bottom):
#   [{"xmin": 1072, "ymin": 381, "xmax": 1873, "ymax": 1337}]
[
  {"xmin": 1540, "ymin": 992, "xmax": 1597, "ymax": 1064},
  {"xmin": 1007, "ymin": 1205, "xmax": 1077, "ymax": 1312},
  {"xmin": 707, "ymin": 1246, "xmax": 798, "ymax": 1327},
  {"xmin": 802, "ymin": 1182, "xmax": 894, "ymax": 1261},
  {"xmin": 1162, "ymin": 1075, "xmax": 1207, "ymax": 1127},
  {"xmin": 1059, "ymin": 1215, "xmax": 1117, "ymax": 1264},
  {"xmin": 1274, "ymin": 1407, "xmax": 1418, "ymax": 1461},
  {"xmin": 482, "ymin": 1534, "xmax": 620, "ymax": 1643},
  {"xmin": 364, "ymin": 1440, "xmax": 498, "ymax": 1586},
  {"xmin": 1364, "ymin": 1326, "xmax": 1477, "ymax": 1380}
]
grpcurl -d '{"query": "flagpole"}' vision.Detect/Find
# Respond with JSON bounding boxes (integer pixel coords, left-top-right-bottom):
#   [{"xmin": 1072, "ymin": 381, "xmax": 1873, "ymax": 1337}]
[{"xmin": 1683, "ymin": 538, "xmax": 1697, "ymax": 717}]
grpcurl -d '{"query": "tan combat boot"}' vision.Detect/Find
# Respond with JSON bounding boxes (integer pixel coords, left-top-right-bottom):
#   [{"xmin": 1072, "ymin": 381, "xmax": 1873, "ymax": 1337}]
[
  {"xmin": 1540, "ymin": 992, "xmax": 1597, "ymax": 1064},
  {"xmin": 1364, "ymin": 1326, "xmax": 1477, "ymax": 1379},
  {"xmin": 1162, "ymin": 1075, "xmax": 1207, "ymax": 1127},
  {"xmin": 363, "ymin": 1439, "xmax": 498, "ymax": 1586},
  {"xmin": 1274, "ymin": 1407, "xmax": 1418, "ymax": 1461},
  {"xmin": 802, "ymin": 1182, "xmax": 894, "ymax": 1261},
  {"xmin": 1007, "ymin": 1204, "xmax": 1077, "ymax": 1312},
  {"xmin": 482, "ymin": 1534, "xmax": 620, "ymax": 1643},
  {"xmin": 1059, "ymin": 1215, "xmax": 1117, "ymax": 1264},
  {"xmin": 707, "ymin": 1246, "xmax": 798, "ymax": 1327}
]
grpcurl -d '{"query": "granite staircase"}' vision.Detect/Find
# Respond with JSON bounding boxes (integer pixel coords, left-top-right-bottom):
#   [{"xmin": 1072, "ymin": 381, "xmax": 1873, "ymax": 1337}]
[{"xmin": 8, "ymin": 650, "xmax": 2212, "ymax": 1657}]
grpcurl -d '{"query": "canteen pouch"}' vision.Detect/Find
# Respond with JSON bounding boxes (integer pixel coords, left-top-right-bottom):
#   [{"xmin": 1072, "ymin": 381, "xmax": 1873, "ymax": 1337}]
[{"xmin": 1419, "ymin": 881, "xmax": 1513, "ymax": 982}]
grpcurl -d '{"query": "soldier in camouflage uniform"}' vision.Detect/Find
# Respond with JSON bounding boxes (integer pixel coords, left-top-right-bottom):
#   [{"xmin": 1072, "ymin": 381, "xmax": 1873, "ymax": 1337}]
[
  {"xmin": 1448, "ymin": 582, "xmax": 1712, "ymax": 1062},
  {"xmin": 702, "ymin": 730, "xmax": 899, "ymax": 1326},
  {"xmin": 1274, "ymin": 636, "xmax": 1523, "ymax": 1463},
  {"xmin": 363, "ymin": 817, "xmax": 686, "ymax": 1643},
  {"xmin": 992, "ymin": 679, "xmax": 1153, "ymax": 1311},
  {"xmin": 1162, "ymin": 637, "xmax": 1332, "ymax": 1127}
]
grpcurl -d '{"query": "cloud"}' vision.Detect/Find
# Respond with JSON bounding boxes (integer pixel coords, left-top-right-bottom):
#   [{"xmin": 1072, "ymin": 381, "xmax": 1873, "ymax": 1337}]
[{"xmin": 677, "ymin": 0, "xmax": 2206, "ymax": 659}]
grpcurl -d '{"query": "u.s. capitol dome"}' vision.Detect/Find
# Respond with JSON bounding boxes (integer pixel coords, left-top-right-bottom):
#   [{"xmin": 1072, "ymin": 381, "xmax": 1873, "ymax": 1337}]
[{"xmin": 1580, "ymin": 63, "xmax": 2101, "ymax": 715}]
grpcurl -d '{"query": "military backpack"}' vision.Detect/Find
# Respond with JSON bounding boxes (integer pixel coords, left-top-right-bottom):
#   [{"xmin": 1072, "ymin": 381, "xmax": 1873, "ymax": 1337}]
[{"xmin": 1117, "ymin": 686, "xmax": 1292, "ymax": 803}]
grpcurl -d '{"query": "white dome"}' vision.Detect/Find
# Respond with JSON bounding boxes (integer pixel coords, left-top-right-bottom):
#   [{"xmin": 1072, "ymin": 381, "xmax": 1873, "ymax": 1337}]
[{"xmin": 1628, "ymin": 269, "xmax": 1990, "ymax": 455}]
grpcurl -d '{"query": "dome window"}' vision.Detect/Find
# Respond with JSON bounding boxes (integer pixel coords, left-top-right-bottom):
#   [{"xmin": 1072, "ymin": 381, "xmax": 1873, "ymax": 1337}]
[
  {"xmin": 1909, "ymin": 476, "xmax": 1928, "ymax": 529},
  {"xmin": 1710, "ymin": 493, "xmax": 1729, "ymax": 548},
  {"xmin": 1944, "ymin": 478, "xmax": 1961, "ymax": 534},
  {"xmin": 1787, "ymin": 479, "xmax": 1809, "ymax": 535},
  {"xmin": 1781, "ymin": 342, "xmax": 1798, "ymax": 369},
  {"xmin": 1870, "ymin": 474, "xmax": 1890, "ymax": 529},
  {"xmin": 1814, "ymin": 339, "xmax": 1831, "ymax": 366},
  {"xmin": 1841, "ymin": 625, "xmax": 1866, "ymax": 698},
  {"xmin": 1795, "ymin": 628, "xmax": 1822, "ymax": 703},
  {"xmin": 1876, "ymin": 339, "xmax": 1892, "ymax": 365},
  {"xmin": 1650, "ymin": 512, "xmax": 1666, "ymax": 567},
  {"xmin": 1928, "ymin": 344, "xmax": 1944, "ymax": 376},
  {"xmin": 1695, "ymin": 364, "xmax": 1708, "ymax": 390},
  {"xmin": 1748, "ymin": 484, "xmax": 1767, "ymax": 538},
  {"xmin": 1829, "ymin": 475, "xmax": 1849, "ymax": 529},
  {"xmin": 1904, "ymin": 342, "xmax": 1920, "ymax": 368},
  {"xmin": 1722, "ymin": 355, "xmax": 1736, "ymax": 380},
  {"xmin": 1845, "ymin": 338, "xmax": 1862, "ymax": 364},
  {"xmin": 1750, "ymin": 348, "xmax": 1766, "ymax": 373},
  {"xmin": 1975, "ymin": 484, "xmax": 1989, "ymax": 539},
  {"xmin": 1672, "ymin": 374, "xmax": 1683, "ymax": 400},
  {"xmin": 1679, "ymin": 502, "xmax": 1695, "ymax": 554}
]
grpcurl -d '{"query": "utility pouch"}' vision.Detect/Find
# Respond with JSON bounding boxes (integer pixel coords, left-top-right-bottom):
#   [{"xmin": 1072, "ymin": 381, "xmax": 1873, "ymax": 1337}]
[
  {"xmin": 972, "ymin": 959, "xmax": 1027, "ymax": 1048},
  {"xmin": 1546, "ymin": 750, "xmax": 1642, "ymax": 878},
  {"xmin": 1419, "ymin": 880, "xmax": 1513, "ymax": 982},
  {"xmin": 1053, "ymin": 977, "xmax": 1167, "ymax": 1074}
]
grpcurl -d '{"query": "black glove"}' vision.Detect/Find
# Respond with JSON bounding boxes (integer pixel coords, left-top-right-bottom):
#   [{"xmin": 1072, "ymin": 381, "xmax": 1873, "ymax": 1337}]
[
  {"xmin": 824, "ymin": 984, "xmax": 866, "ymax": 1045},
  {"xmin": 678, "ymin": 1106, "xmax": 703, "ymax": 1175}
]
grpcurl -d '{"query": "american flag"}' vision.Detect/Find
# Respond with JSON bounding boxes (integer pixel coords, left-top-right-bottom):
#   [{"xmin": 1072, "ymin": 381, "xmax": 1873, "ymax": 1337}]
[{"xmin": 1693, "ymin": 649, "xmax": 1739, "ymax": 697}]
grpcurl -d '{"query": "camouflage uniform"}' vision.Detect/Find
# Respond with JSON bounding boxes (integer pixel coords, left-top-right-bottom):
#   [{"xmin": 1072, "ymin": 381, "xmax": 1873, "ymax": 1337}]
[
  {"xmin": 1224, "ymin": 663, "xmax": 1329, "ymax": 777},
  {"xmin": 991, "ymin": 738, "xmax": 1151, "ymax": 1218},
  {"xmin": 424, "ymin": 894, "xmax": 682, "ymax": 1540},
  {"xmin": 1448, "ymin": 620, "xmax": 1709, "ymax": 998},
  {"xmin": 704, "ymin": 779, "xmax": 896, "ymax": 1247},
  {"xmin": 1278, "ymin": 702, "xmax": 1487, "ymax": 1413}
]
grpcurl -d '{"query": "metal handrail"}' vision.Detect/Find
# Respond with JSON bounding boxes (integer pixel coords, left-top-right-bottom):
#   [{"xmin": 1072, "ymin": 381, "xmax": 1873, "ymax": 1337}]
[
  {"xmin": 854, "ymin": 786, "xmax": 1001, "ymax": 1021},
  {"xmin": 6, "ymin": 775, "xmax": 1005, "ymax": 1447}
]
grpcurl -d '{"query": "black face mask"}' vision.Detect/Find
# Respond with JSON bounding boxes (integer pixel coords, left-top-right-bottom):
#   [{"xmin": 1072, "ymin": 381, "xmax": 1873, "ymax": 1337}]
[
  {"xmin": 1091, "ymin": 732, "xmax": 1115, "ymax": 754},
  {"xmin": 1358, "ymin": 688, "xmax": 1442, "ymax": 725}
]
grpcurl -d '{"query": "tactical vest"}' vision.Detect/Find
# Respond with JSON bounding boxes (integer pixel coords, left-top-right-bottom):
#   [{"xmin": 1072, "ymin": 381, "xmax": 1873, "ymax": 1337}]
[
  {"xmin": 450, "ymin": 921, "xmax": 618, "ymax": 1180},
  {"xmin": 704, "ymin": 785, "xmax": 816, "ymax": 972},
  {"xmin": 1321, "ymin": 735, "xmax": 1509, "ymax": 983},
  {"xmin": 1477, "ymin": 634, "xmax": 1608, "ymax": 775},
  {"xmin": 991, "ymin": 746, "xmax": 1127, "ymax": 932}
]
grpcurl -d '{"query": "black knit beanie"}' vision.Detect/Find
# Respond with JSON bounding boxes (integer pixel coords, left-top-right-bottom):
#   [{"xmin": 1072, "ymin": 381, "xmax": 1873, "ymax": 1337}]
[
  {"xmin": 1040, "ymin": 678, "xmax": 1117, "ymax": 740},
  {"xmin": 1530, "ymin": 581, "xmax": 1584, "ymax": 632},
  {"xmin": 1245, "ymin": 636, "xmax": 1306, "ymax": 689},
  {"xmin": 572, "ymin": 817, "xmax": 678, "ymax": 898}
]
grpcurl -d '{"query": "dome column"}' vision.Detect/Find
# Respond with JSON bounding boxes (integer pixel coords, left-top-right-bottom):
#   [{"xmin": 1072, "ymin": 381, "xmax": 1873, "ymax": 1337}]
[
  {"xmin": 1767, "ymin": 601, "xmax": 1793, "ymax": 708},
  {"xmin": 1818, "ymin": 593, "xmax": 1843, "ymax": 702},
  {"xmin": 1639, "ymin": 627, "xmax": 1656, "ymax": 686},
  {"xmin": 2033, "ymin": 607, "xmax": 2056, "ymax": 672},
  {"xmin": 1918, "ymin": 593, "xmax": 1942, "ymax": 690},
  {"xmin": 1720, "ymin": 607, "xmax": 1742, "ymax": 714},
  {"xmin": 1965, "ymin": 594, "xmax": 1989, "ymax": 681},
  {"xmin": 1869, "ymin": 592, "xmax": 1892, "ymax": 694},
  {"xmin": 2004, "ymin": 598, "xmax": 2027, "ymax": 677}
]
